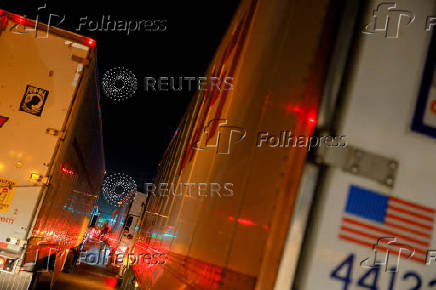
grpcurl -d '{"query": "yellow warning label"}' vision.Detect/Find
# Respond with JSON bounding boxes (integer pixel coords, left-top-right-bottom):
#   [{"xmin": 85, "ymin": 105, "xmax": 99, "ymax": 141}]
[{"xmin": 0, "ymin": 178, "xmax": 16, "ymax": 213}]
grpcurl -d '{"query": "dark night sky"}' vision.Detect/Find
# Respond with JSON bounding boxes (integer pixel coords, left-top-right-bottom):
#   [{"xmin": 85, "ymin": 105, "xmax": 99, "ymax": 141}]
[{"xmin": 4, "ymin": 0, "xmax": 241, "ymax": 190}]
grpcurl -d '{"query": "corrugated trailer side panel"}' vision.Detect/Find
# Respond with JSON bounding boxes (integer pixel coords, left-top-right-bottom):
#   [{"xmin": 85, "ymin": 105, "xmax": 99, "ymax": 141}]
[
  {"xmin": 0, "ymin": 12, "xmax": 91, "ymax": 253},
  {"xmin": 23, "ymin": 57, "xmax": 105, "ymax": 267},
  {"xmin": 0, "ymin": 10, "xmax": 104, "ymax": 287},
  {"xmin": 127, "ymin": 0, "xmax": 333, "ymax": 288}
]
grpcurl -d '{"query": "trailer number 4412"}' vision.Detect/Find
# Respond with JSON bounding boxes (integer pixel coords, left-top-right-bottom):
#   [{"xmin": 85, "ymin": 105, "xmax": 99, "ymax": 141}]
[{"xmin": 330, "ymin": 253, "xmax": 436, "ymax": 290}]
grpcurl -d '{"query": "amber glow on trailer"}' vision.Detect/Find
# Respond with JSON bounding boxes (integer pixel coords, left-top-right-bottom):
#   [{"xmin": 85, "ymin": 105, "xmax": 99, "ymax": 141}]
[
  {"xmin": 30, "ymin": 173, "xmax": 41, "ymax": 180},
  {"xmin": 0, "ymin": 258, "xmax": 5, "ymax": 266}
]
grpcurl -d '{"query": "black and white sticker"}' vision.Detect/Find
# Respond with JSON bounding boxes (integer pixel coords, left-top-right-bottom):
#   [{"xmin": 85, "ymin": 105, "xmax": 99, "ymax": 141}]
[{"xmin": 19, "ymin": 85, "xmax": 49, "ymax": 117}]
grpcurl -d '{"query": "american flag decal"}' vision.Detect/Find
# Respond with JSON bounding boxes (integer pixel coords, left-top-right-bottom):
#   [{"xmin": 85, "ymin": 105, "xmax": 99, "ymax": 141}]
[{"xmin": 339, "ymin": 185, "xmax": 435, "ymax": 264}]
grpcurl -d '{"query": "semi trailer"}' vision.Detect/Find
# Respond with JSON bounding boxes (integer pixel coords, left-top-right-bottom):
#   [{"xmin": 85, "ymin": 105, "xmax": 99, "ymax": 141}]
[
  {"xmin": 0, "ymin": 9, "xmax": 104, "ymax": 289},
  {"xmin": 120, "ymin": 0, "xmax": 436, "ymax": 289}
]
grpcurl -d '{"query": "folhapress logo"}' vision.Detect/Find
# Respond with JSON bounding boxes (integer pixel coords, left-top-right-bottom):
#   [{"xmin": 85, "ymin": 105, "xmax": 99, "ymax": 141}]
[
  {"xmin": 362, "ymin": 2, "xmax": 415, "ymax": 38},
  {"xmin": 360, "ymin": 237, "xmax": 415, "ymax": 272},
  {"xmin": 192, "ymin": 119, "xmax": 346, "ymax": 155},
  {"xmin": 193, "ymin": 119, "xmax": 246, "ymax": 155}
]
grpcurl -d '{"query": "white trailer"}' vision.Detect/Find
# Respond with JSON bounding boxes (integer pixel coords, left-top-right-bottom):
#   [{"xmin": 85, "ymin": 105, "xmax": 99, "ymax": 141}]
[
  {"xmin": 0, "ymin": 9, "xmax": 104, "ymax": 289},
  {"xmin": 291, "ymin": 0, "xmax": 436, "ymax": 289}
]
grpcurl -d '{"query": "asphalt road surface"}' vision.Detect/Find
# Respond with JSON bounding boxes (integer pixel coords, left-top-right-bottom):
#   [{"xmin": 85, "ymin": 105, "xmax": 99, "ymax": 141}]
[{"xmin": 36, "ymin": 263, "xmax": 119, "ymax": 290}]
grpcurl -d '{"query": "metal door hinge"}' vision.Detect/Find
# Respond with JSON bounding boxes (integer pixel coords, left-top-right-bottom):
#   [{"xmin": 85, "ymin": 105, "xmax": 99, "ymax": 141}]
[{"xmin": 315, "ymin": 145, "xmax": 398, "ymax": 188}]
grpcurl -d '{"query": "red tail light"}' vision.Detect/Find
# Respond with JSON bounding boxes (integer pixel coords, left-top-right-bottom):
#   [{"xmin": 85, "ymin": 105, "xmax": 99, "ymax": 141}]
[
  {"xmin": 307, "ymin": 112, "xmax": 317, "ymax": 127},
  {"xmin": 12, "ymin": 14, "xmax": 28, "ymax": 25},
  {"xmin": 83, "ymin": 37, "xmax": 96, "ymax": 47}
]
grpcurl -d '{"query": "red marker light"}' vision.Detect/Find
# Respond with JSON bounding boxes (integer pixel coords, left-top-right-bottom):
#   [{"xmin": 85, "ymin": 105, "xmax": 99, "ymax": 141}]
[
  {"xmin": 0, "ymin": 12, "xmax": 6, "ymax": 29},
  {"xmin": 307, "ymin": 112, "xmax": 317, "ymax": 126},
  {"xmin": 84, "ymin": 37, "xmax": 96, "ymax": 47},
  {"xmin": 431, "ymin": 100, "xmax": 436, "ymax": 114},
  {"xmin": 12, "ymin": 14, "xmax": 27, "ymax": 25},
  {"xmin": 237, "ymin": 218, "xmax": 256, "ymax": 226},
  {"xmin": 286, "ymin": 104, "xmax": 303, "ymax": 113},
  {"xmin": 308, "ymin": 117, "xmax": 316, "ymax": 124},
  {"xmin": 228, "ymin": 216, "xmax": 256, "ymax": 226}
]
